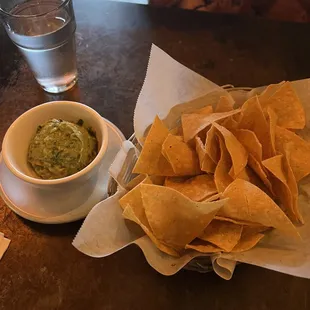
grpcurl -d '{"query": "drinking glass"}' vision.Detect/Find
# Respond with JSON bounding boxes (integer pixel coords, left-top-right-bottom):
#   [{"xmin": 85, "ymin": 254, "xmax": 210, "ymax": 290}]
[{"xmin": 0, "ymin": 0, "xmax": 78, "ymax": 93}]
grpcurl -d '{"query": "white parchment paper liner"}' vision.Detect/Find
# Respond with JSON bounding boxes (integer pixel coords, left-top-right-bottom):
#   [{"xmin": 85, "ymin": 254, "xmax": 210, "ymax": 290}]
[{"xmin": 73, "ymin": 44, "xmax": 310, "ymax": 280}]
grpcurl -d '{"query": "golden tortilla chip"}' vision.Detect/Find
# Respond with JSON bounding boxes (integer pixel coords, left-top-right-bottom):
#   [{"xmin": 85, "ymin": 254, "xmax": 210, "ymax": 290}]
[
  {"xmin": 234, "ymin": 166, "xmax": 270, "ymax": 196},
  {"xmin": 149, "ymin": 175, "xmax": 166, "ymax": 185},
  {"xmin": 214, "ymin": 135, "xmax": 233, "ymax": 193},
  {"xmin": 231, "ymin": 229, "xmax": 265, "ymax": 253},
  {"xmin": 258, "ymin": 81, "xmax": 285, "ymax": 106},
  {"xmin": 181, "ymin": 109, "xmax": 241, "ymax": 142},
  {"xmin": 238, "ymin": 96, "xmax": 274, "ymax": 159},
  {"xmin": 203, "ymin": 194, "xmax": 221, "ymax": 202},
  {"xmin": 161, "ymin": 135, "xmax": 183, "ymax": 158},
  {"xmin": 266, "ymin": 107, "xmax": 278, "ymax": 155},
  {"xmin": 121, "ymin": 178, "xmax": 180, "ymax": 256},
  {"xmin": 185, "ymin": 240, "xmax": 222, "ymax": 253},
  {"xmin": 141, "ymin": 184, "xmax": 227, "ymax": 248},
  {"xmin": 260, "ymin": 82, "xmax": 305, "ymax": 129},
  {"xmin": 234, "ymin": 167, "xmax": 251, "ymax": 182},
  {"xmin": 195, "ymin": 136, "xmax": 216, "ymax": 173},
  {"xmin": 218, "ymin": 179, "xmax": 299, "ymax": 239},
  {"xmin": 169, "ymin": 125, "xmax": 182, "ymax": 136},
  {"xmin": 262, "ymin": 155, "xmax": 297, "ymax": 222},
  {"xmin": 220, "ymin": 116, "xmax": 239, "ymax": 131},
  {"xmin": 214, "ymin": 216, "xmax": 264, "ymax": 226},
  {"xmin": 133, "ymin": 116, "xmax": 176, "ymax": 176},
  {"xmin": 213, "ymin": 123, "xmax": 248, "ymax": 177},
  {"xmin": 162, "ymin": 134, "xmax": 201, "ymax": 176},
  {"xmin": 194, "ymin": 105, "xmax": 213, "ymax": 115},
  {"xmin": 283, "ymin": 149, "xmax": 303, "ymax": 224},
  {"xmin": 262, "ymin": 155, "xmax": 286, "ymax": 183},
  {"xmin": 203, "ymin": 193, "xmax": 221, "ymax": 202},
  {"xmin": 164, "ymin": 94, "xmax": 214, "ymax": 128},
  {"xmin": 125, "ymin": 174, "xmax": 147, "ymax": 190},
  {"xmin": 119, "ymin": 177, "xmax": 153, "ymax": 225},
  {"xmin": 199, "ymin": 220, "xmax": 243, "ymax": 252},
  {"xmin": 122, "ymin": 206, "xmax": 179, "ymax": 257},
  {"xmin": 205, "ymin": 125, "xmax": 220, "ymax": 164},
  {"xmin": 233, "ymin": 129, "xmax": 262, "ymax": 162},
  {"xmin": 248, "ymin": 154, "xmax": 274, "ymax": 196},
  {"xmin": 215, "ymin": 96, "xmax": 234, "ymax": 113},
  {"xmin": 275, "ymin": 126, "xmax": 310, "ymax": 182},
  {"xmin": 164, "ymin": 175, "xmax": 217, "ymax": 202},
  {"xmin": 267, "ymin": 149, "xmax": 303, "ymax": 224}
]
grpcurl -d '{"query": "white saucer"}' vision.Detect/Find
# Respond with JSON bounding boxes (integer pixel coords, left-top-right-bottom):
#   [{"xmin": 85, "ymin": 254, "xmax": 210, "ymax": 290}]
[{"xmin": 0, "ymin": 118, "xmax": 125, "ymax": 224}]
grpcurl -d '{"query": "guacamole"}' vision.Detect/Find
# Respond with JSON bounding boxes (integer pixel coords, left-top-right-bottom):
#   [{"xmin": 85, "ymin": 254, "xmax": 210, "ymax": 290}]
[{"xmin": 28, "ymin": 119, "xmax": 98, "ymax": 179}]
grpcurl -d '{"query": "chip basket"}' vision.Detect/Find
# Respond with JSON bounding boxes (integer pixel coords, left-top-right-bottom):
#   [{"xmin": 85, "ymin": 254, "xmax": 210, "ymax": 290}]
[{"xmin": 107, "ymin": 86, "xmax": 252, "ymax": 273}]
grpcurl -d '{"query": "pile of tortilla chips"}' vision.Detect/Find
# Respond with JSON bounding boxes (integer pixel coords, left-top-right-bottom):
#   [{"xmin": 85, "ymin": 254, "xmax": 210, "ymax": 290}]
[{"xmin": 119, "ymin": 81, "xmax": 310, "ymax": 257}]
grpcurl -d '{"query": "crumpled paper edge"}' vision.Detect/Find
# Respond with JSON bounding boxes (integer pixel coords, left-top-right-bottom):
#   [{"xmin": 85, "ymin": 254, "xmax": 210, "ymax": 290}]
[{"xmin": 134, "ymin": 44, "xmax": 234, "ymax": 142}]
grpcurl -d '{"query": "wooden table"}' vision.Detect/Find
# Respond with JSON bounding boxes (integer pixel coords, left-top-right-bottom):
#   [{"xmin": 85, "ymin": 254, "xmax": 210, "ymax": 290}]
[{"xmin": 1, "ymin": 1, "xmax": 310, "ymax": 309}]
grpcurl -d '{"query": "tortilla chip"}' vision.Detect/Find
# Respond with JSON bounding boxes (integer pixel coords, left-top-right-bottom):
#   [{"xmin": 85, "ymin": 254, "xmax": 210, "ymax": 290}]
[
  {"xmin": 275, "ymin": 126, "xmax": 310, "ymax": 182},
  {"xmin": 194, "ymin": 105, "xmax": 213, "ymax": 115},
  {"xmin": 214, "ymin": 135, "xmax": 233, "ymax": 193},
  {"xmin": 248, "ymin": 154, "xmax": 274, "ymax": 195},
  {"xmin": 214, "ymin": 216, "xmax": 264, "ymax": 226},
  {"xmin": 220, "ymin": 116, "xmax": 239, "ymax": 131},
  {"xmin": 195, "ymin": 136, "xmax": 216, "ymax": 173},
  {"xmin": 125, "ymin": 174, "xmax": 147, "ymax": 190},
  {"xmin": 141, "ymin": 184, "xmax": 227, "ymax": 248},
  {"xmin": 215, "ymin": 96, "xmax": 234, "ymax": 113},
  {"xmin": 162, "ymin": 135, "xmax": 183, "ymax": 158},
  {"xmin": 205, "ymin": 125, "xmax": 220, "ymax": 164},
  {"xmin": 262, "ymin": 155, "xmax": 297, "ymax": 222},
  {"xmin": 149, "ymin": 175, "xmax": 166, "ymax": 186},
  {"xmin": 233, "ymin": 129, "xmax": 262, "ymax": 162},
  {"xmin": 262, "ymin": 155, "xmax": 286, "ymax": 184},
  {"xmin": 181, "ymin": 109, "xmax": 241, "ymax": 142},
  {"xmin": 119, "ymin": 177, "xmax": 153, "ymax": 226},
  {"xmin": 133, "ymin": 116, "xmax": 176, "ymax": 176},
  {"xmin": 121, "ymin": 178, "xmax": 180, "ymax": 256},
  {"xmin": 199, "ymin": 220, "xmax": 243, "ymax": 252},
  {"xmin": 162, "ymin": 134, "xmax": 201, "ymax": 175},
  {"xmin": 231, "ymin": 230, "xmax": 265, "ymax": 253},
  {"xmin": 238, "ymin": 96, "xmax": 274, "ymax": 159},
  {"xmin": 122, "ymin": 206, "xmax": 179, "ymax": 257},
  {"xmin": 266, "ymin": 107, "xmax": 278, "ymax": 155},
  {"xmin": 234, "ymin": 167, "xmax": 251, "ymax": 182},
  {"xmin": 185, "ymin": 240, "xmax": 222, "ymax": 253},
  {"xmin": 218, "ymin": 179, "xmax": 299, "ymax": 239},
  {"xmin": 169, "ymin": 125, "xmax": 182, "ymax": 136},
  {"xmin": 250, "ymin": 167, "xmax": 273, "ymax": 196},
  {"xmin": 283, "ymin": 149, "xmax": 303, "ymax": 224},
  {"xmin": 164, "ymin": 94, "xmax": 215, "ymax": 128},
  {"xmin": 164, "ymin": 175, "xmax": 217, "ymax": 202},
  {"xmin": 234, "ymin": 166, "xmax": 270, "ymax": 196},
  {"xmin": 213, "ymin": 123, "xmax": 248, "ymax": 177},
  {"xmin": 258, "ymin": 81, "xmax": 285, "ymax": 106},
  {"xmin": 260, "ymin": 82, "xmax": 305, "ymax": 129},
  {"xmin": 203, "ymin": 193, "xmax": 221, "ymax": 202}
]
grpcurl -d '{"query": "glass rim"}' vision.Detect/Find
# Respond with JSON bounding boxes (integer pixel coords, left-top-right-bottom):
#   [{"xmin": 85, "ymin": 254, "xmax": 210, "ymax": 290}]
[{"xmin": 0, "ymin": 0, "xmax": 72, "ymax": 18}]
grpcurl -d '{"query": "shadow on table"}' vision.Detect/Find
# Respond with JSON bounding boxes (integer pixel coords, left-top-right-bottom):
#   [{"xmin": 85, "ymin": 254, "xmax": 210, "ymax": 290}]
[
  {"xmin": 20, "ymin": 217, "xmax": 83, "ymax": 237},
  {"xmin": 43, "ymin": 82, "xmax": 82, "ymax": 103}
]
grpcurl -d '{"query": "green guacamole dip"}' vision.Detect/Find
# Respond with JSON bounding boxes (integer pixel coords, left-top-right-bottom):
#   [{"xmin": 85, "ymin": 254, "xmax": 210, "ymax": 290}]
[{"xmin": 28, "ymin": 119, "xmax": 98, "ymax": 179}]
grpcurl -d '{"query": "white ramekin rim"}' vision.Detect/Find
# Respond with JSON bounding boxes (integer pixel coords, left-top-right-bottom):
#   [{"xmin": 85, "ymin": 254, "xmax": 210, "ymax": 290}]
[{"xmin": 2, "ymin": 101, "xmax": 109, "ymax": 185}]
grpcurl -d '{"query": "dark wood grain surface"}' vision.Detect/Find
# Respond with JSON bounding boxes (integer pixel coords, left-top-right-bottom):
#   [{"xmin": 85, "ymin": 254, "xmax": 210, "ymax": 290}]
[{"xmin": 1, "ymin": 1, "xmax": 310, "ymax": 309}]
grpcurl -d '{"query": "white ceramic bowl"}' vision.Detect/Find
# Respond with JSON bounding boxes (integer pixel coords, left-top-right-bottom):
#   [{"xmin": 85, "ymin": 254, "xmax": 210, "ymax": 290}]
[{"xmin": 2, "ymin": 101, "xmax": 109, "ymax": 189}]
